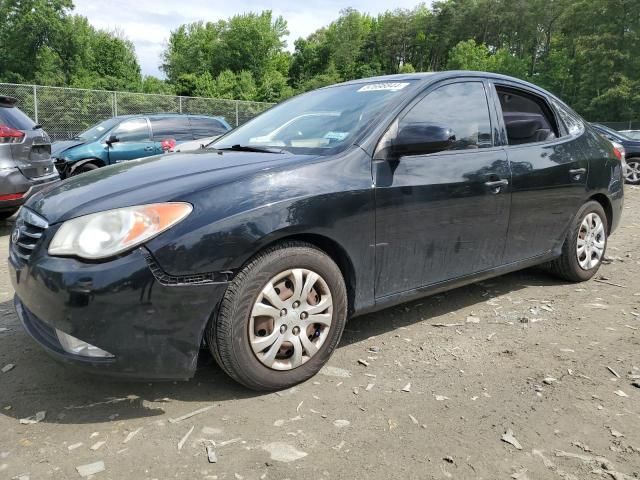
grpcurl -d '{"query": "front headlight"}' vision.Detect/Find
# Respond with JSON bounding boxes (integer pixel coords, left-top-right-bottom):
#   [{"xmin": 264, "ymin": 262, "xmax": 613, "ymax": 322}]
[{"xmin": 49, "ymin": 202, "xmax": 193, "ymax": 260}]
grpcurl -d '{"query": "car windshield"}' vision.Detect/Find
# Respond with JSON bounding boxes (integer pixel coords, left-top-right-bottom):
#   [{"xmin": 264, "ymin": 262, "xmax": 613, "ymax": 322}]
[
  {"xmin": 213, "ymin": 81, "xmax": 416, "ymax": 155},
  {"xmin": 76, "ymin": 118, "xmax": 120, "ymax": 141}
]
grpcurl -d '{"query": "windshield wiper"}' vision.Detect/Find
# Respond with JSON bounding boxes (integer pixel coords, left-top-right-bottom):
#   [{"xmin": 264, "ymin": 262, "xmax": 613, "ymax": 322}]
[{"xmin": 217, "ymin": 144, "xmax": 286, "ymax": 154}]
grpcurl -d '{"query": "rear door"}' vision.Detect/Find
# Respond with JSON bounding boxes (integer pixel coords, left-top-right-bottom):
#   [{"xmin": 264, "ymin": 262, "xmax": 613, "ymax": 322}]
[
  {"xmin": 106, "ymin": 117, "xmax": 154, "ymax": 164},
  {"xmin": 489, "ymin": 81, "xmax": 589, "ymax": 262},
  {"xmin": 374, "ymin": 79, "xmax": 511, "ymax": 297}
]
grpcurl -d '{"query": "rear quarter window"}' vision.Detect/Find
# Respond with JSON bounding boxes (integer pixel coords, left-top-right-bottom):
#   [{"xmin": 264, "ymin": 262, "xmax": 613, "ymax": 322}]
[
  {"xmin": 0, "ymin": 106, "xmax": 36, "ymax": 130},
  {"xmin": 189, "ymin": 117, "xmax": 229, "ymax": 138},
  {"xmin": 551, "ymin": 100, "xmax": 585, "ymax": 137},
  {"xmin": 151, "ymin": 117, "xmax": 194, "ymax": 141}
]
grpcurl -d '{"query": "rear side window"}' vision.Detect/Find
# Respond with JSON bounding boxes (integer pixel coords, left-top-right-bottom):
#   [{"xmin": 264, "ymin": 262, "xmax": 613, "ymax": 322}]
[
  {"xmin": 150, "ymin": 117, "xmax": 194, "ymax": 141},
  {"xmin": 552, "ymin": 101, "xmax": 584, "ymax": 136},
  {"xmin": 496, "ymin": 87, "xmax": 558, "ymax": 145},
  {"xmin": 0, "ymin": 106, "xmax": 36, "ymax": 130},
  {"xmin": 189, "ymin": 117, "xmax": 229, "ymax": 138},
  {"xmin": 113, "ymin": 118, "xmax": 150, "ymax": 142},
  {"xmin": 401, "ymin": 82, "xmax": 493, "ymax": 150}
]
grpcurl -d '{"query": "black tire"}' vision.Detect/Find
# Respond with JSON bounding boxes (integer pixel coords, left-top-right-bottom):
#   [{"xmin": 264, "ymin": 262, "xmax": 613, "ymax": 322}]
[
  {"xmin": 0, "ymin": 209, "xmax": 18, "ymax": 220},
  {"xmin": 207, "ymin": 241, "xmax": 347, "ymax": 391},
  {"xmin": 72, "ymin": 162, "xmax": 100, "ymax": 176},
  {"xmin": 625, "ymin": 158, "xmax": 640, "ymax": 185},
  {"xmin": 548, "ymin": 200, "xmax": 608, "ymax": 282}
]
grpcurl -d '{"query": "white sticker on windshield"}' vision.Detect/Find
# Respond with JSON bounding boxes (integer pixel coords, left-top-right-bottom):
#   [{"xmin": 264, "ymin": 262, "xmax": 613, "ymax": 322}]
[
  {"xmin": 96, "ymin": 126, "xmax": 105, "ymax": 131},
  {"xmin": 358, "ymin": 82, "xmax": 410, "ymax": 92},
  {"xmin": 324, "ymin": 131, "xmax": 349, "ymax": 141}
]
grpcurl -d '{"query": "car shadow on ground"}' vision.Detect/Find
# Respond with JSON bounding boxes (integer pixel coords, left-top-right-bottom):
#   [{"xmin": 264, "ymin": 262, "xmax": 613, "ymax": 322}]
[{"xmin": 0, "ymin": 267, "xmax": 567, "ymax": 425}]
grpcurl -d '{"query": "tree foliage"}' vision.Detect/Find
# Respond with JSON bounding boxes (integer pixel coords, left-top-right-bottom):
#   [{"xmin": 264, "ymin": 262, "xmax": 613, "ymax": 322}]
[{"xmin": 0, "ymin": 0, "xmax": 638, "ymax": 119}]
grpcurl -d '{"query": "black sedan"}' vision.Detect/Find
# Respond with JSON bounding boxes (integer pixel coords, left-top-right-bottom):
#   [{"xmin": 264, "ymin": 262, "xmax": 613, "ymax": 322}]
[
  {"xmin": 9, "ymin": 72, "xmax": 624, "ymax": 391},
  {"xmin": 592, "ymin": 123, "xmax": 640, "ymax": 184}
]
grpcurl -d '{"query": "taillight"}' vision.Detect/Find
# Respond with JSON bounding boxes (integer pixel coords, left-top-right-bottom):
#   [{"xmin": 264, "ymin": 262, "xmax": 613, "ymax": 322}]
[
  {"xmin": 611, "ymin": 141, "xmax": 625, "ymax": 161},
  {"xmin": 0, "ymin": 124, "xmax": 25, "ymax": 144}
]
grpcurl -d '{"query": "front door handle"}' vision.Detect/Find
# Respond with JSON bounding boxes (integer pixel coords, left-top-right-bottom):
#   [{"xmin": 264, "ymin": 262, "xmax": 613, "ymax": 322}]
[
  {"xmin": 569, "ymin": 168, "xmax": 586, "ymax": 180},
  {"xmin": 144, "ymin": 146, "xmax": 154, "ymax": 152},
  {"xmin": 484, "ymin": 179, "xmax": 509, "ymax": 193}
]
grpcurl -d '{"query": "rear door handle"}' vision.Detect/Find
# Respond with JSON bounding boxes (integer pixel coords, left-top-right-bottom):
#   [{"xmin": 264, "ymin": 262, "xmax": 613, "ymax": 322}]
[
  {"xmin": 569, "ymin": 168, "xmax": 586, "ymax": 179},
  {"xmin": 144, "ymin": 146, "xmax": 154, "ymax": 151},
  {"xmin": 484, "ymin": 179, "xmax": 509, "ymax": 193}
]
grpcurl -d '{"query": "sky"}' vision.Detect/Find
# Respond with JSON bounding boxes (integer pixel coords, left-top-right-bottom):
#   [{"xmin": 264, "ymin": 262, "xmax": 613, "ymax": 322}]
[{"xmin": 73, "ymin": 0, "xmax": 426, "ymax": 78}]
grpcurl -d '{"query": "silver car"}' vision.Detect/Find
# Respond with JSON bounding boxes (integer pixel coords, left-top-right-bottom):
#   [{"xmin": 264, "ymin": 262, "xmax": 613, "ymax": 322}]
[{"xmin": 0, "ymin": 96, "xmax": 59, "ymax": 219}]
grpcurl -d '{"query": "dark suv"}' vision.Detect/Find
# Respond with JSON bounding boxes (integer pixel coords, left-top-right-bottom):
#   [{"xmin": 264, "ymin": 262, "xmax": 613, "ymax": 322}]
[{"xmin": 0, "ymin": 96, "xmax": 59, "ymax": 219}]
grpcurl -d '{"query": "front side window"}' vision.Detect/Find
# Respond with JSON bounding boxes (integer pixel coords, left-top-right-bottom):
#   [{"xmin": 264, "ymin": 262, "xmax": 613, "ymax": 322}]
[
  {"xmin": 400, "ymin": 82, "xmax": 493, "ymax": 151},
  {"xmin": 113, "ymin": 118, "xmax": 150, "ymax": 142}
]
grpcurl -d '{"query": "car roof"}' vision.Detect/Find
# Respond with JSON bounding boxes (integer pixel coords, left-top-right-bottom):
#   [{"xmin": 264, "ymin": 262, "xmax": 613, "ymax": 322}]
[
  {"xmin": 335, "ymin": 70, "xmax": 563, "ymax": 102},
  {"xmin": 112, "ymin": 113, "xmax": 226, "ymax": 120}
]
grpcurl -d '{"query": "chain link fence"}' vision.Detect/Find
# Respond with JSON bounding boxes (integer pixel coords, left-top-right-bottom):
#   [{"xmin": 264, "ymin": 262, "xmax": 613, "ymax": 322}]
[{"xmin": 0, "ymin": 83, "xmax": 274, "ymax": 141}]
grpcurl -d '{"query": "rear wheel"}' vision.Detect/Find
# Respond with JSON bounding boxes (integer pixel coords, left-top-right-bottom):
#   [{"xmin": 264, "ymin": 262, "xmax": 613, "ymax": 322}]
[
  {"xmin": 207, "ymin": 241, "xmax": 347, "ymax": 391},
  {"xmin": 548, "ymin": 200, "xmax": 607, "ymax": 282},
  {"xmin": 625, "ymin": 158, "xmax": 640, "ymax": 185}
]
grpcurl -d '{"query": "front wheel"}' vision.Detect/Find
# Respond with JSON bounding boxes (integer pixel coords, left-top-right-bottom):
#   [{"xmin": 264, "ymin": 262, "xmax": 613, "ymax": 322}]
[
  {"xmin": 625, "ymin": 158, "xmax": 640, "ymax": 185},
  {"xmin": 548, "ymin": 200, "xmax": 608, "ymax": 282},
  {"xmin": 207, "ymin": 241, "xmax": 347, "ymax": 391},
  {"xmin": 72, "ymin": 162, "xmax": 100, "ymax": 176}
]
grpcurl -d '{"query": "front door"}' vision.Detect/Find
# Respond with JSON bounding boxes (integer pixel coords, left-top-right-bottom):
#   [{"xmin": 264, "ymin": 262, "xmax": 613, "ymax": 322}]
[
  {"xmin": 107, "ymin": 117, "xmax": 155, "ymax": 164},
  {"xmin": 374, "ymin": 80, "xmax": 512, "ymax": 298}
]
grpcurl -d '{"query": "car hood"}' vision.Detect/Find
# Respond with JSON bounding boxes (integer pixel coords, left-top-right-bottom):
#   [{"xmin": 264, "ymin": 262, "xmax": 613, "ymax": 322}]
[
  {"xmin": 51, "ymin": 139, "xmax": 85, "ymax": 156},
  {"xmin": 26, "ymin": 149, "xmax": 313, "ymax": 224}
]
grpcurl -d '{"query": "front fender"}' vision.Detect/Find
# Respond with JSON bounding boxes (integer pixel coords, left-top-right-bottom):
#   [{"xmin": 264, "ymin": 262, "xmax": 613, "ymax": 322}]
[{"xmin": 145, "ymin": 148, "xmax": 376, "ymax": 312}]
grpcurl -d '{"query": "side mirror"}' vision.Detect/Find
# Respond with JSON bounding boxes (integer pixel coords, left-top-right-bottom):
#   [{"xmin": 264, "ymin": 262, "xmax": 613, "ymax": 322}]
[
  {"xmin": 106, "ymin": 134, "xmax": 119, "ymax": 146},
  {"xmin": 392, "ymin": 123, "xmax": 456, "ymax": 156}
]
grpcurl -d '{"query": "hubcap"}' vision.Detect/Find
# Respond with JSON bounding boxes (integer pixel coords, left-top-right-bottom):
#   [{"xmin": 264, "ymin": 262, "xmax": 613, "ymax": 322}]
[
  {"xmin": 626, "ymin": 160, "xmax": 640, "ymax": 183},
  {"xmin": 249, "ymin": 268, "xmax": 333, "ymax": 371},
  {"xmin": 576, "ymin": 212, "xmax": 605, "ymax": 270}
]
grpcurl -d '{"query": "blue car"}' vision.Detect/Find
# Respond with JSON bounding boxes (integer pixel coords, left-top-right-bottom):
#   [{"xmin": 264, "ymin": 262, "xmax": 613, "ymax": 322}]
[{"xmin": 52, "ymin": 114, "xmax": 231, "ymax": 177}]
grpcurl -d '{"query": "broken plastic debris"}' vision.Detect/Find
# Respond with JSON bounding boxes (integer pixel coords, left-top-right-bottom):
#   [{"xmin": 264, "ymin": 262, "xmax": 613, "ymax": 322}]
[
  {"xmin": 169, "ymin": 406, "xmax": 214, "ymax": 423},
  {"xmin": 19, "ymin": 411, "xmax": 45, "ymax": 425},
  {"xmin": 122, "ymin": 427, "xmax": 142, "ymax": 444},
  {"xmin": 177, "ymin": 425, "xmax": 194, "ymax": 451},
  {"xmin": 318, "ymin": 366, "xmax": 352, "ymax": 378},
  {"xmin": 1, "ymin": 364, "xmax": 14, "ymax": 373},
  {"xmin": 262, "ymin": 442, "xmax": 308, "ymax": 463},
  {"xmin": 76, "ymin": 461, "xmax": 105, "ymax": 477},
  {"xmin": 206, "ymin": 445, "xmax": 217, "ymax": 463},
  {"xmin": 401, "ymin": 383, "xmax": 411, "ymax": 393},
  {"xmin": 501, "ymin": 429, "xmax": 522, "ymax": 450}
]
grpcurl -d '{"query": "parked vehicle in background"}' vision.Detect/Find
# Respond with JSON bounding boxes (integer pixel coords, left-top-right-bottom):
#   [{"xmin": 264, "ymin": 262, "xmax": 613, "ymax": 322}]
[
  {"xmin": 620, "ymin": 130, "xmax": 640, "ymax": 140},
  {"xmin": 10, "ymin": 72, "xmax": 624, "ymax": 390},
  {"xmin": 0, "ymin": 96, "xmax": 59, "ymax": 219},
  {"xmin": 592, "ymin": 123, "xmax": 640, "ymax": 185},
  {"xmin": 51, "ymin": 114, "xmax": 232, "ymax": 177}
]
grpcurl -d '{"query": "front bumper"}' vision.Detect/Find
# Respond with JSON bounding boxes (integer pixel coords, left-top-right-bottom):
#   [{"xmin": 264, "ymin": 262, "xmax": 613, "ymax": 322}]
[
  {"xmin": 10, "ymin": 246, "xmax": 228, "ymax": 380},
  {"xmin": 0, "ymin": 167, "xmax": 59, "ymax": 211}
]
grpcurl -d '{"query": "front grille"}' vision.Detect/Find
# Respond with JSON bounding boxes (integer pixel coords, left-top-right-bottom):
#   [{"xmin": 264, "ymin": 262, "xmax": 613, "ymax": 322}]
[{"xmin": 11, "ymin": 208, "xmax": 48, "ymax": 263}]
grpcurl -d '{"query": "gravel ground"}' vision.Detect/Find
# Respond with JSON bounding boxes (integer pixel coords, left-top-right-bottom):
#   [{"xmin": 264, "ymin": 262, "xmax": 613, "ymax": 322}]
[{"xmin": 1, "ymin": 189, "xmax": 639, "ymax": 480}]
